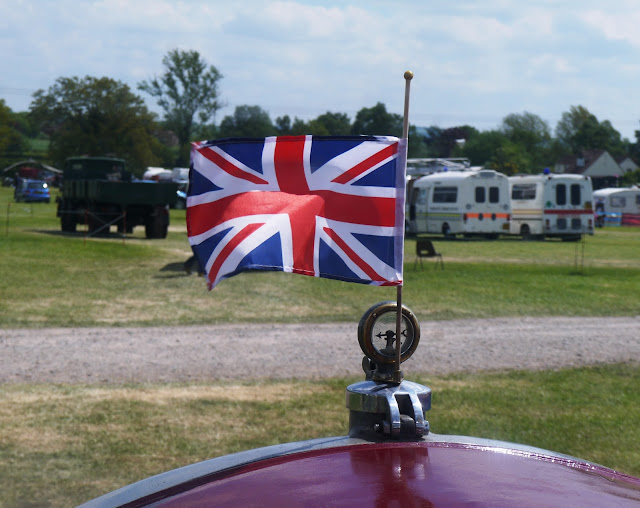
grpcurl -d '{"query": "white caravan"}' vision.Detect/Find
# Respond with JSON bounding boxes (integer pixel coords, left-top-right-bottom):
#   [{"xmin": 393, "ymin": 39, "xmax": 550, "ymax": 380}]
[
  {"xmin": 406, "ymin": 169, "xmax": 511, "ymax": 238},
  {"xmin": 593, "ymin": 186, "xmax": 640, "ymax": 227},
  {"xmin": 508, "ymin": 173, "xmax": 594, "ymax": 240}
]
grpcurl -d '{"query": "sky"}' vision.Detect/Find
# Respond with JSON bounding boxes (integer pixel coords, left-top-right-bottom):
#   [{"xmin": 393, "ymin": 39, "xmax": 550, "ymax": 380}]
[{"xmin": 2, "ymin": 0, "xmax": 640, "ymax": 140}]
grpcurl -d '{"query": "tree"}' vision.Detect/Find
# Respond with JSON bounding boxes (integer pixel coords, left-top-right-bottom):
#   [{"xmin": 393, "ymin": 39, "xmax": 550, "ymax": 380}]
[
  {"xmin": 555, "ymin": 105, "xmax": 625, "ymax": 156},
  {"xmin": 574, "ymin": 118, "xmax": 625, "ymax": 157},
  {"xmin": 555, "ymin": 105, "xmax": 592, "ymax": 151},
  {"xmin": 29, "ymin": 76, "xmax": 169, "ymax": 173},
  {"xmin": 274, "ymin": 115, "xmax": 292, "ymax": 135},
  {"xmin": 274, "ymin": 112, "xmax": 351, "ymax": 136},
  {"xmin": 439, "ymin": 126, "xmax": 478, "ymax": 158},
  {"xmin": 459, "ymin": 130, "xmax": 507, "ymax": 167},
  {"xmin": 500, "ymin": 112, "xmax": 552, "ymax": 171},
  {"xmin": 488, "ymin": 141, "xmax": 531, "ymax": 175},
  {"xmin": 407, "ymin": 125, "xmax": 429, "ymax": 158},
  {"xmin": 628, "ymin": 124, "xmax": 640, "ymax": 163},
  {"xmin": 314, "ymin": 111, "xmax": 352, "ymax": 136},
  {"xmin": 0, "ymin": 99, "xmax": 29, "ymax": 167},
  {"xmin": 621, "ymin": 168, "xmax": 640, "ymax": 185},
  {"xmin": 217, "ymin": 105, "xmax": 275, "ymax": 138},
  {"xmin": 351, "ymin": 103, "xmax": 402, "ymax": 137},
  {"xmin": 139, "ymin": 49, "xmax": 223, "ymax": 165},
  {"xmin": 11, "ymin": 111, "xmax": 41, "ymax": 138},
  {"xmin": 290, "ymin": 117, "xmax": 310, "ymax": 135}
]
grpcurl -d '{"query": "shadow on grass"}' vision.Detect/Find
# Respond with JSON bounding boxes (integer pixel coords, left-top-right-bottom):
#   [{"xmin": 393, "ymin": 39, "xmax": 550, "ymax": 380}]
[
  {"xmin": 157, "ymin": 261, "xmax": 206, "ymax": 280},
  {"xmin": 160, "ymin": 262, "xmax": 186, "ymax": 273}
]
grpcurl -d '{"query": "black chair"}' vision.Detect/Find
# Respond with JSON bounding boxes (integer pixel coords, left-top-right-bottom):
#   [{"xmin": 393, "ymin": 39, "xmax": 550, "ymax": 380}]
[{"xmin": 415, "ymin": 239, "xmax": 444, "ymax": 270}]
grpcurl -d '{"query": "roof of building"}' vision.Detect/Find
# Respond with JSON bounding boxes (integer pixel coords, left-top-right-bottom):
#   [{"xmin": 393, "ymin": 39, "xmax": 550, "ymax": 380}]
[{"xmin": 555, "ymin": 149, "xmax": 606, "ymax": 175}]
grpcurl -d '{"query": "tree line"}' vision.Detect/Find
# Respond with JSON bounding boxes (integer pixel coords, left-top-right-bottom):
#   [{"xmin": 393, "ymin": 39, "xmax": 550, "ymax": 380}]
[{"xmin": 1, "ymin": 48, "xmax": 639, "ymax": 185}]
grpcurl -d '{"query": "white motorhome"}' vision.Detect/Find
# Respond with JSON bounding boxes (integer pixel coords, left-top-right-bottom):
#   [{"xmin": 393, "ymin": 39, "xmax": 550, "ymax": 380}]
[
  {"xmin": 406, "ymin": 169, "xmax": 511, "ymax": 238},
  {"xmin": 509, "ymin": 173, "xmax": 594, "ymax": 240},
  {"xmin": 593, "ymin": 186, "xmax": 640, "ymax": 227}
]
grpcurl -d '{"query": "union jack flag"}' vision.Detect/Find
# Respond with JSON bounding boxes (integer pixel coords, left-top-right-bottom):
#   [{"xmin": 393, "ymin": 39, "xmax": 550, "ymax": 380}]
[{"xmin": 187, "ymin": 135, "xmax": 406, "ymax": 289}]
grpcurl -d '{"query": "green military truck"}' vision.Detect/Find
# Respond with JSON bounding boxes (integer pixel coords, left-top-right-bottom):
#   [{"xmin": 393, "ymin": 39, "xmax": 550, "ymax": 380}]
[{"xmin": 57, "ymin": 156, "xmax": 179, "ymax": 239}]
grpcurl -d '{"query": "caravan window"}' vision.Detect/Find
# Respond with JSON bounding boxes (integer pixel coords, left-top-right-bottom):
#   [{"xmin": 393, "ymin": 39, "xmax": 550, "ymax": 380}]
[
  {"xmin": 611, "ymin": 196, "xmax": 626, "ymax": 208},
  {"xmin": 556, "ymin": 184, "xmax": 567, "ymax": 205},
  {"xmin": 433, "ymin": 186, "xmax": 457, "ymax": 203},
  {"xmin": 489, "ymin": 186, "xmax": 500, "ymax": 203},
  {"xmin": 570, "ymin": 184, "xmax": 581, "ymax": 205},
  {"xmin": 475, "ymin": 187, "xmax": 485, "ymax": 203},
  {"xmin": 511, "ymin": 184, "xmax": 536, "ymax": 200}
]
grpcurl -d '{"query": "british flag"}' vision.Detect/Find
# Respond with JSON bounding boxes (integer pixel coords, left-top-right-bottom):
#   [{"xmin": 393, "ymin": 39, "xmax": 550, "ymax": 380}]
[{"xmin": 187, "ymin": 135, "xmax": 406, "ymax": 289}]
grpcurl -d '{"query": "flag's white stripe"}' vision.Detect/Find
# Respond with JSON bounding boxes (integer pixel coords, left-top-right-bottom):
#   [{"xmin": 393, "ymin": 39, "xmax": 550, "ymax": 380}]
[
  {"xmin": 261, "ymin": 137, "xmax": 279, "ymax": 189},
  {"xmin": 212, "ymin": 216, "xmax": 293, "ymax": 286},
  {"xmin": 315, "ymin": 217, "xmax": 398, "ymax": 282},
  {"xmin": 316, "ymin": 225, "xmax": 370, "ymax": 281},
  {"xmin": 307, "ymin": 140, "xmax": 399, "ymax": 197},
  {"xmin": 188, "ymin": 214, "xmax": 279, "ymax": 246},
  {"xmin": 208, "ymin": 145, "xmax": 266, "ymax": 181},
  {"xmin": 192, "ymin": 148, "xmax": 279, "ymax": 200},
  {"xmin": 303, "ymin": 135, "xmax": 312, "ymax": 183}
]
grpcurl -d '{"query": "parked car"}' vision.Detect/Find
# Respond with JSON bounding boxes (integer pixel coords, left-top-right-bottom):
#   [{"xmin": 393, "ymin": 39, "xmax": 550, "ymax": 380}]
[
  {"xmin": 173, "ymin": 180, "xmax": 188, "ymax": 209},
  {"xmin": 14, "ymin": 179, "xmax": 51, "ymax": 203}
]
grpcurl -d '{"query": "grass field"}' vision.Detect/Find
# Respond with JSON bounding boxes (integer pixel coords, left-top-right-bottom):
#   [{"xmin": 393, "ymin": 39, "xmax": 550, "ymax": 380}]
[
  {"xmin": 1, "ymin": 186, "xmax": 639, "ymax": 327},
  {"xmin": 1, "ymin": 185, "xmax": 639, "ymax": 507},
  {"xmin": 1, "ymin": 364, "xmax": 638, "ymax": 507}
]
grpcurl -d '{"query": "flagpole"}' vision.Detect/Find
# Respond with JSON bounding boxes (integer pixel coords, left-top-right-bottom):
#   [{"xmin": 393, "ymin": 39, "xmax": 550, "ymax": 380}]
[{"xmin": 396, "ymin": 70, "xmax": 413, "ymax": 382}]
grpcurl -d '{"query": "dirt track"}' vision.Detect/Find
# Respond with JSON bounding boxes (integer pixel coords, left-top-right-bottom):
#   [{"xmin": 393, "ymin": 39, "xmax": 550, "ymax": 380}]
[{"xmin": 1, "ymin": 316, "xmax": 639, "ymax": 384}]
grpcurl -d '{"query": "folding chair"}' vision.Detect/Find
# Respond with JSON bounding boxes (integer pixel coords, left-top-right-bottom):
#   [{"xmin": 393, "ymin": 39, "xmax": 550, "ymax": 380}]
[{"xmin": 414, "ymin": 239, "xmax": 444, "ymax": 270}]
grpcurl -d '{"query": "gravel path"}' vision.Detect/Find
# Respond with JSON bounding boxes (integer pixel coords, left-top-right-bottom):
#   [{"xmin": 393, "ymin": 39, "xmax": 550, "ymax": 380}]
[{"xmin": 1, "ymin": 316, "xmax": 639, "ymax": 384}]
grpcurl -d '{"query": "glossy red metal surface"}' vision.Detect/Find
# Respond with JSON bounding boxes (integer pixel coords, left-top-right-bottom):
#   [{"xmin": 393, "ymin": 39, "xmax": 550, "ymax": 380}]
[{"xmin": 153, "ymin": 442, "xmax": 640, "ymax": 507}]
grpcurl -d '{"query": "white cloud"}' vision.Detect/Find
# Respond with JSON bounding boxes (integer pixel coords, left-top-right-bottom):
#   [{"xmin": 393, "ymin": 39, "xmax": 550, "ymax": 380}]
[
  {"xmin": 580, "ymin": 10, "xmax": 640, "ymax": 47},
  {"xmin": 2, "ymin": 1, "xmax": 640, "ymax": 139}
]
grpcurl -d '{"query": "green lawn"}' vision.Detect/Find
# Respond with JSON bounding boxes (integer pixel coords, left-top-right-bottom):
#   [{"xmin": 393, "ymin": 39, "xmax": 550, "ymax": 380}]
[
  {"xmin": 1, "ymin": 185, "xmax": 639, "ymax": 327},
  {"xmin": 1, "ymin": 364, "xmax": 638, "ymax": 507},
  {"xmin": 1, "ymin": 185, "xmax": 639, "ymax": 507}
]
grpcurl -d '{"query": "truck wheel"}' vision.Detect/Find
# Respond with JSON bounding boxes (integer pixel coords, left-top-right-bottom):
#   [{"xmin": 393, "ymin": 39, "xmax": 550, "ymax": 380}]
[
  {"xmin": 61, "ymin": 214, "xmax": 76, "ymax": 233},
  {"xmin": 521, "ymin": 225, "xmax": 531, "ymax": 241},
  {"xmin": 442, "ymin": 223, "xmax": 454, "ymax": 239},
  {"xmin": 145, "ymin": 216, "xmax": 168, "ymax": 239}
]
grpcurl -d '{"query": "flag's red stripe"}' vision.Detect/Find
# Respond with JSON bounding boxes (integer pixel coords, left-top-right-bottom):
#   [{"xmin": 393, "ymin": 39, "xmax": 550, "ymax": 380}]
[
  {"xmin": 208, "ymin": 222, "xmax": 263, "ymax": 286},
  {"xmin": 274, "ymin": 136, "xmax": 309, "ymax": 194},
  {"xmin": 199, "ymin": 147, "xmax": 268, "ymax": 185},
  {"xmin": 273, "ymin": 136, "xmax": 312, "ymax": 271},
  {"xmin": 331, "ymin": 143, "xmax": 398, "ymax": 184},
  {"xmin": 188, "ymin": 191, "xmax": 396, "ymax": 237},
  {"xmin": 323, "ymin": 227, "xmax": 384, "ymax": 282}
]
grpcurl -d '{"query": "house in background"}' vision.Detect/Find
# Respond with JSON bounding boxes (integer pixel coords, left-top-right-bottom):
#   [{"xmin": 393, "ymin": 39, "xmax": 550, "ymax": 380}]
[
  {"xmin": 616, "ymin": 156, "xmax": 639, "ymax": 175},
  {"xmin": 554, "ymin": 149, "xmax": 636, "ymax": 190}
]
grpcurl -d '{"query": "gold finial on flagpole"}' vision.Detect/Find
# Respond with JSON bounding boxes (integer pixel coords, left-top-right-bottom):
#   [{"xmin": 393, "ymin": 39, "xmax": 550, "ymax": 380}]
[{"xmin": 404, "ymin": 70, "xmax": 414, "ymax": 80}]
